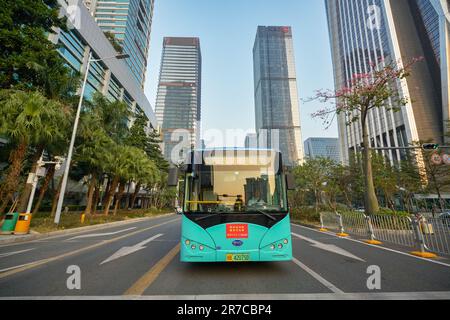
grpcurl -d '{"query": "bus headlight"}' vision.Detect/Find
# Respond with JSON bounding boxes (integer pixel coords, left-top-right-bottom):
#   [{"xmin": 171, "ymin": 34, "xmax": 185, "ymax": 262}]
[
  {"xmin": 199, "ymin": 245, "xmax": 204, "ymax": 251},
  {"xmin": 270, "ymin": 244, "xmax": 275, "ymax": 250},
  {"xmin": 185, "ymin": 240, "xmax": 191, "ymax": 245},
  {"xmin": 191, "ymin": 244, "xmax": 196, "ymax": 250},
  {"xmin": 278, "ymin": 243, "xmax": 283, "ymax": 249},
  {"xmin": 283, "ymin": 239, "xmax": 288, "ymax": 244}
]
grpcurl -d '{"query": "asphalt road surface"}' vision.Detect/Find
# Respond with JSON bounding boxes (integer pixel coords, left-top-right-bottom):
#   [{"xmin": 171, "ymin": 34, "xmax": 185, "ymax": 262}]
[{"xmin": 0, "ymin": 214, "xmax": 450, "ymax": 300}]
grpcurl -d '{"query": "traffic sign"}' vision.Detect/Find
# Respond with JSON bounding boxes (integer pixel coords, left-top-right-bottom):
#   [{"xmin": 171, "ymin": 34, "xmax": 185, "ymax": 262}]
[
  {"xmin": 431, "ymin": 153, "xmax": 443, "ymax": 165},
  {"xmin": 443, "ymin": 154, "xmax": 450, "ymax": 165}
]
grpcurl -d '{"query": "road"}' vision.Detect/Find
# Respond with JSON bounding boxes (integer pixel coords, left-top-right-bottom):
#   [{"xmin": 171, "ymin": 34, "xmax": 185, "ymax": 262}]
[{"xmin": 0, "ymin": 214, "xmax": 450, "ymax": 299}]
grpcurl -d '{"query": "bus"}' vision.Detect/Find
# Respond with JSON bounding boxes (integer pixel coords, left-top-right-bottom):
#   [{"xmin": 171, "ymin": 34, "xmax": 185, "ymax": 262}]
[{"xmin": 169, "ymin": 148, "xmax": 295, "ymax": 263}]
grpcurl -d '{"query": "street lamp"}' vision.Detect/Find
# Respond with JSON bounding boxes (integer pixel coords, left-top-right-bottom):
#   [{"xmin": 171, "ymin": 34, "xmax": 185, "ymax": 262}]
[{"xmin": 54, "ymin": 52, "xmax": 129, "ymax": 224}]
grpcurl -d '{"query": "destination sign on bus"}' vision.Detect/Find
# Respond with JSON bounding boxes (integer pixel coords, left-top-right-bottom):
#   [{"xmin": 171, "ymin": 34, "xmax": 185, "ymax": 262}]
[{"xmin": 226, "ymin": 224, "xmax": 249, "ymax": 239}]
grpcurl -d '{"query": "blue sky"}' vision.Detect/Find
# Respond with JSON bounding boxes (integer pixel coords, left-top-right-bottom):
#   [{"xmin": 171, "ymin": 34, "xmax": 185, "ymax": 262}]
[{"xmin": 143, "ymin": 0, "xmax": 338, "ymax": 146}]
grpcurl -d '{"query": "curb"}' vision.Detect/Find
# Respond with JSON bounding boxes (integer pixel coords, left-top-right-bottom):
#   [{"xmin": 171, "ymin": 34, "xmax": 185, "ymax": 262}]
[{"xmin": 0, "ymin": 213, "xmax": 176, "ymax": 245}]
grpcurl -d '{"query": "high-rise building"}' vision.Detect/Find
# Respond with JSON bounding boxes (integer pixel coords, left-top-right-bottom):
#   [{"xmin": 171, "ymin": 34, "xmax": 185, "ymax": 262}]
[
  {"xmin": 245, "ymin": 133, "xmax": 258, "ymax": 149},
  {"xmin": 84, "ymin": 0, "xmax": 155, "ymax": 87},
  {"xmin": 253, "ymin": 26, "xmax": 304, "ymax": 167},
  {"xmin": 304, "ymin": 137, "xmax": 342, "ymax": 163},
  {"xmin": 325, "ymin": 0, "xmax": 450, "ymax": 164},
  {"xmin": 55, "ymin": 0, "xmax": 157, "ymax": 126},
  {"xmin": 155, "ymin": 37, "xmax": 202, "ymax": 164}
]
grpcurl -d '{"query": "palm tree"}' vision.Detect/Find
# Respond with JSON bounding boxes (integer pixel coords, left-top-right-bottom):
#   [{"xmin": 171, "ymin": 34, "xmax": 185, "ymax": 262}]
[{"xmin": 0, "ymin": 90, "xmax": 70, "ymax": 215}]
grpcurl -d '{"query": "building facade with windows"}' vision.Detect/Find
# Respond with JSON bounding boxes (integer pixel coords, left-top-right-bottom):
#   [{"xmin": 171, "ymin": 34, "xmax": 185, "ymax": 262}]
[
  {"xmin": 155, "ymin": 37, "xmax": 202, "ymax": 164},
  {"xmin": 83, "ymin": 0, "xmax": 155, "ymax": 87},
  {"xmin": 304, "ymin": 138, "xmax": 342, "ymax": 163},
  {"xmin": 253, "ymin": 26, "xmax": 304, "ymax": 167},
  {"xmin": 245, "ymin": 133, "xmax": 258, "ymax": 149},
  {"xmin": 55, "ymin": 0, "xmax": 157, "ymax": 126},
  {"xmin": 325, "ymin": 0, "xmax": 450, "ymax": 165}
]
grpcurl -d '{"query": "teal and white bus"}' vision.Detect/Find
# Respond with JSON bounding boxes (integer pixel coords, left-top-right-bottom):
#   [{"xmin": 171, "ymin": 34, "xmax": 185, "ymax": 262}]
[{"xmin": 170, "ymin": 149, "xmax": 295, "ymax": 263}]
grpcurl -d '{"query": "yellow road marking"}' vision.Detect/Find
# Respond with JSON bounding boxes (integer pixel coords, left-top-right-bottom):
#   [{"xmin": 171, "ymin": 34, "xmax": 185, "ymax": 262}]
[
  {"xmin": 0, "ymin": 218, "xmax": 180, "ymax": 280},
  {"xmin": 124, "ymin": 244, "xmax": 180, "ymax": 296}
]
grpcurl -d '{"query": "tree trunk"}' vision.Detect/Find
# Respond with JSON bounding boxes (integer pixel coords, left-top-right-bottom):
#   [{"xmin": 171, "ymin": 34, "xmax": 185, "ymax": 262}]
[
  {"xmin": 0, "ymin": 139, "xmax": 28, "ymax": 215},
  {"xmin": 362, "ymin": 116, "xmax": 380, "ymax": 215},
  {"xmin": 130, "ymin": 181, "xmax": 141, "ymax": 209},
  {"xmin": 84, "ymin": 174, "xmax": 97, "ymax": 216},
  {"xmin": 92, "ymin": 186, "xmax": 100, "ymax": 214},
  {"xmin": 0, "ymin": 194, "xmax": 13, "ymax": 216},
  {"xmin": 50, "ymin": 177, "xmax": 64, "ymax": 218},
  {"xmin": 103, "ymin": 176, "xmax": 119, "ymax": 216},
  {"xmin": 17, "ymin": 145, "xmax": 44, "ymax": 212},
  {"xmin": 32, "ymin": 163, "xmax": 56, "ymax": 215},
  {"xmin": 113, "ymin": 183, "xmax": 126, "ymax": 216}
]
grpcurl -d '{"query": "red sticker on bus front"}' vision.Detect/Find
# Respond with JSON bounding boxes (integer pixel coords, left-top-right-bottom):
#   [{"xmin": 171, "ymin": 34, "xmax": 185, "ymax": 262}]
[{"xmin": 226, "ymin": 224, "xmax": 248, "ymax": 239}]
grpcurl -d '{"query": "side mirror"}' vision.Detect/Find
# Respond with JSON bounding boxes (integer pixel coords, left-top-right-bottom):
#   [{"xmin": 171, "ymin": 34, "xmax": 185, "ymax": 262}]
[
  {"xmin": 168, "ymin": 167, "xmax": 179, "ymax": 187},
  {"xmin": 286, "ymin": 173, "xmax": 296, "ymax": 190},
  {"xmin": 175, "ymin": 206, "xmax": 183, "ymax": 215}
]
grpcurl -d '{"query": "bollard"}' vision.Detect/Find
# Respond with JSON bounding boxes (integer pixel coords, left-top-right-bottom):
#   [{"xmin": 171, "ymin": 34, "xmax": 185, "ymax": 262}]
[
  {"xmin": 319, "ymin": 213, "xmax": 328, "ymax": 232},
  {"xmin": 410, "ymin": 216, "xmax": 437, "ymax": 258},
  {"xmin": 80, "ymin": 213, "xmax": 86, "ymax": 224},
  {"xmin": 364, "ymin": 215, "xmax": 382, "ymax": 245},
  {"xmin": 336, "ymin": 212, "xmax": 349, "ymax": 237}
]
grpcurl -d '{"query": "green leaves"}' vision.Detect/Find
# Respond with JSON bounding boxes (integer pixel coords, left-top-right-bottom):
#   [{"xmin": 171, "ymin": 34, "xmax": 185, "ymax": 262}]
[
  {"xmin": 0, "ymin": 89, "xmax": 71, "ymax": 146},
  {"xmin": 0, "ymin": 0, "xmax": 70, "ymax": 91}
]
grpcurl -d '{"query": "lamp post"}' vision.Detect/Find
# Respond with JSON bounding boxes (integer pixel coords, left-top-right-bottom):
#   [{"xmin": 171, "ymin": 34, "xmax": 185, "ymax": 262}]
[{"xmin": 54, "ymin": 52, "xmax": 129, "ymax": 224}]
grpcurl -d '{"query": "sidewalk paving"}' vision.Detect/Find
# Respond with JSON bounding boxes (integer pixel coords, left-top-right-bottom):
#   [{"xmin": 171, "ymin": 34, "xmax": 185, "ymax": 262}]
[{"xmin": 0, "ymin": 213, "xmax": 175, "ymax": 245}]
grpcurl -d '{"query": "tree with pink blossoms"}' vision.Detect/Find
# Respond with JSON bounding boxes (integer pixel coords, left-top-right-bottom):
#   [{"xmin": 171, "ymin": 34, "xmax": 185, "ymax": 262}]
[{"xmin": 310, "ymin": 57, "xmax": 423, "ymax": 215}]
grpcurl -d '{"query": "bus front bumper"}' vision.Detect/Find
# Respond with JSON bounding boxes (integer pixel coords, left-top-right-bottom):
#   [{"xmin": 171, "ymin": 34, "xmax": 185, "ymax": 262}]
[{"xmin": 180, "ymin": 247, "xmax": 292, "ymax": 263}]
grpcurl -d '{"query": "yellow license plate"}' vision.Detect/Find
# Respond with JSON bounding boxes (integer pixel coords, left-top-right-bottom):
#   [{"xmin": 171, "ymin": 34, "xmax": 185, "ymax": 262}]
[{"xmin": 226, "ymin": 254, "xmax": 250, "ymax": 262}]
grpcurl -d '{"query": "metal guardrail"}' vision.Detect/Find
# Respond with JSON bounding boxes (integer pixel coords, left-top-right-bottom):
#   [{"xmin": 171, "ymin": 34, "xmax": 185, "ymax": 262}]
[
  {"xmin": 418, "ymin": 217, "xmax": 450, "ymax": 256},
  {"xmin": 319, "ymin": 211, "xmax": 450, "ymax": 257},
  {"xmin": 370, "ymin": 214, "xmax": 415, "ymax": 248}
]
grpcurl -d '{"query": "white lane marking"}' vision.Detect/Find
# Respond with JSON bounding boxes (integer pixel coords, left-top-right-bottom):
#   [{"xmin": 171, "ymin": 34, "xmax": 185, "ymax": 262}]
[
  {"xmin": 0, "ymin": 261, "xmax": 38, "ymax": 273},
  {"xmin": 291, "ymin": 224, "xmax": 450, "ymax": 268},
  {"xmin": 66, "ymin": 227, "xmax": 137, "ymax": 241},
  {"xmin": 0, "ymin": 248, "xmax": 34, "ymax": 258},
  {"xmin": 100, "ymin": 234, "xmax": 164, "ymax": 265},
  {"xmin": 2, "ymin": 292, "xmax": 450, "ymax": 300},
  {"xmin": 292, "ymin": 258, "xmax": 344, "ymax": 294},
  {"xmin": 292, "ymin": 232, "xmax": 365, "ymax": 262}
]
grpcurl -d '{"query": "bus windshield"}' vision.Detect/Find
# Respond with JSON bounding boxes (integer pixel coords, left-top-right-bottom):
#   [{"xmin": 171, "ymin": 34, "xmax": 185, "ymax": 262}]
[{"xmin": 184, "ymin": 151, "xmax": 288, "ymax": 214}]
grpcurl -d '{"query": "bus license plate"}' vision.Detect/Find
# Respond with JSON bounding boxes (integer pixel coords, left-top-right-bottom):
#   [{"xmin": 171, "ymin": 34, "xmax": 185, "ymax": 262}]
[{"xmin": 226, "ymin": 254, "xmax": 250, "ymax": 262}]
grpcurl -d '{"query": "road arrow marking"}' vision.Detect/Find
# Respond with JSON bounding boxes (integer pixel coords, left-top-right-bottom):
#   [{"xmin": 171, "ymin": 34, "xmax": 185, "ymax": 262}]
[
  {"xmin": 0, "ymin": 248, "xmax": 34, "ymax": 259},
  {"xmin": 100, "ymin": 234, "xmax": 164, "ymax": 265},
  {"xmin": 67, "ymin": 227, "xmax": 137, "ymax": 241},
  {"xmin": 291, "ymin": 232, "xmax": 365, "ymax": 262}
]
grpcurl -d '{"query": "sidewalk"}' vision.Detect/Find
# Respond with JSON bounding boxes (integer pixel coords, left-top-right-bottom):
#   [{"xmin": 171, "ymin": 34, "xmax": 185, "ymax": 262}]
[{"xmin": 0, "ymin": 213, "xmax": 175, "ymax": 245}]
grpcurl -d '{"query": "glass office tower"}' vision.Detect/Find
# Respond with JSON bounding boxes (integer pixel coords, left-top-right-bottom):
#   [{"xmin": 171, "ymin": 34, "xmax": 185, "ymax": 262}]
[
  {"xmin": 84, "ymin": 0, "xmax": 155, "ymax": 87},
  {"xmin": 155, "ymin": 37, "xmax": 202, "ymax": 164},
  {"xmin": 325, "ymin": 0, "xmax": 450, "ymax": 164},
  {"xmin": 56, "ymin": 0, "xmax": 157, "ymax": 125},
  {"xmin": 304, "ymin": 138, "xmax": 342, "ymax": 163},
  {"xmin": 253, "ymin": 26, "xmax": 304, "ymax": 167}
]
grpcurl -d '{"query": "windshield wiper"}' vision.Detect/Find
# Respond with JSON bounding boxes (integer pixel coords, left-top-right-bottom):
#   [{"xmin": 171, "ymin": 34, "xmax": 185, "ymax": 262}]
[
  {"xmin": 252, "ymin": 209, "xmax": 277, "ymax": 221},
  {"xmin": 194, "ymin": 213, "xmax": 222, "ymax": 222}
]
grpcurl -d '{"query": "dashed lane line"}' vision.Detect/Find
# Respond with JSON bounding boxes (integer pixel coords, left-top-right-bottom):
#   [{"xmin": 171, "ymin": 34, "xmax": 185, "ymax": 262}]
[
  {"xmin": 291, "ymin": 258, "xmax": 344, "ymax": 294},
  {"xmin": 291, "ymin": 223, "xmax": 450, "ymax": 268},
  {"xmin": 0, "ymin": 218, "xmax": 180, "ymax": 279}
]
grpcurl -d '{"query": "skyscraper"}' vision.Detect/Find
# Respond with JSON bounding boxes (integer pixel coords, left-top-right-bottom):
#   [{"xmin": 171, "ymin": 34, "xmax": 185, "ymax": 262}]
[
  {"xmin": 325, "ymin": 0, "xmax": 450, "ymax": 164},
  {"xmin": 253, "ymin": 26, "xmax": 304, "ymax": 167},
  {"xmin": 155, "ymin": 37, "xmax": 202, "ymax": 164},
  {"xmin": 84, "ymin": 0, "xmax": 155, "ymax": 87},
  {"xmin": 54, "ymin": 0, "xmax": 157, "ymax": 126},
  {"xmin": 304, "ymin": 138, "xmax": 342, "ymax": 163}
]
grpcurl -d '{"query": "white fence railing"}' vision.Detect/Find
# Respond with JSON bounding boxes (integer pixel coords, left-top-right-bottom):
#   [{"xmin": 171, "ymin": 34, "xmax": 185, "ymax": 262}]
[{"xmin": 319, "ymin": 211, "xmax": 450, "ymax": 257}]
